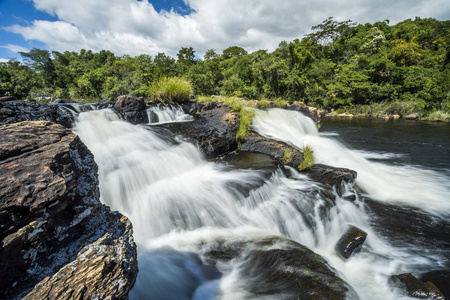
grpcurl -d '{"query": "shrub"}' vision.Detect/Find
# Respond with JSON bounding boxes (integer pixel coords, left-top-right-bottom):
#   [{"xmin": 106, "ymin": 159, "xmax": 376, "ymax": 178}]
[
  {"xmin": 149, "ymin": 77, "xmax": 193, "ymax": 103},
  {"xmin": 298, "ymin": 145, "xmax": 315, "ymax": 171},
  {"xmin": 423, "ymin": 110, "xmax": 450, "ymax": 122},
  {"xmin": 236, "ymin": 108, "xmax": 256, "ymax": 142}
]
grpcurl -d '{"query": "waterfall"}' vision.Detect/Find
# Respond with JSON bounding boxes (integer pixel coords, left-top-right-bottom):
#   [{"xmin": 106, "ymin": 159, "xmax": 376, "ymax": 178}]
[
  {"xmin": 147, "ymin": 104, "xmax": 194, "ymax": 124},
  {"xmin": 72, "ymin": 108, "xmax": 446, "ymax": 300},
  {"xmin": 252, "ymin": 108, "xmax": 450, "ymax": 215}
]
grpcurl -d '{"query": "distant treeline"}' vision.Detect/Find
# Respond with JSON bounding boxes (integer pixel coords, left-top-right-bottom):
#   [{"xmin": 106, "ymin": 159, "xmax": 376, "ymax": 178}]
[{"xmin": 1, "ymin": 17, "xmax": 449, "ymax": 113}]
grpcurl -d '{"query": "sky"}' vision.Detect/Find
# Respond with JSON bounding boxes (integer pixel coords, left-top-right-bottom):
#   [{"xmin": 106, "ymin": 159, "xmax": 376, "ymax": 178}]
[{"xmin": 0, "ymin": 0, "xmax": 449, "ymax": 62}]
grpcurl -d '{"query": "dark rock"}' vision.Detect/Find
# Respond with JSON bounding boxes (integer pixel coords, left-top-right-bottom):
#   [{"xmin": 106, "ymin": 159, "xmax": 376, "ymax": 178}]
[
  {"xmin": 0, "ymin": 100, "xmax": 74, "ymax": 128},
  {"xmin": 202, "ymin": 237, "xmax": 354, "ymax": 300},
  {"xmin": 239, "ymin": 131, "xmax": 303, "ymax": 169},
  {"xmin": 0, "ymin": 121, "xmax": 137, "ymax": 299},
  {"xmin": 420, "ymin": 270, "xmax": 450, "ymax": 299},
  {"xmin": 160, "ymin": 102, "xmax": 239, "ymax": 159},
  {"xmin": 114, "ymin": 95, "xmax": 148, "ymax": 124},
  {"xmin": 307, "ymin": 164, "xmax": 357, "ymax": 196},
  {"xmin": 390, "ymin": 273, "xmax": 445, "ymax": 300},
  {"xmin": 335, "ymin": 225, "xmax": 367, "ymax": 259}
]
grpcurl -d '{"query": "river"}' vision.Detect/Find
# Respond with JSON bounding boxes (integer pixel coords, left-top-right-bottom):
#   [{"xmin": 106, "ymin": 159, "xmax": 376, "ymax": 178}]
[{"xmin": 71, "ymin": 106, "xmax": 449, "ymax": 300}]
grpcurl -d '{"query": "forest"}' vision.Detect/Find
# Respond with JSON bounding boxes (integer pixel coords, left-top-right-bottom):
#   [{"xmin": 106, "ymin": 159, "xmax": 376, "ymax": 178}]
[{"xmin": 1, "ymin": 17, "xmax": 449, "ymax": 118}]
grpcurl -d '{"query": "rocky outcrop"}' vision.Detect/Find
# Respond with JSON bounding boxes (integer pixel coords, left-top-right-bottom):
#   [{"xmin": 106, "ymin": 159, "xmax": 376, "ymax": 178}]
[
  {"xmin": 239, "ymin": 131, "xmax": 303, "ymax": 169},
  {"xmin": 0, "ymin": 100, "xmax": 74, "ymax": 128},
  {"xmin": 202, "ymin": 237, "xmax": 355, "ymax": 300},
  {"xmin": 308, "ymin": 164, "xmax": 357, "ymax": 196},
  {"xmin": 114, "ymin": 95, "xmax": 148, "ymax": 124},
  {"xmin": 335, "ymin": 225, "xmax": 367, "ymax": 259},
  {"xmin": 0, "ymin": 121, "xmax": 137, "ymax": 299},
  {"xmin": 390, "ymin": 273, "xmax": 445, "ymax": 300},
  {"xmin": 420, "ymin": 270, "xmax": 450, "ymax": 299},
  {"xmin": 160, "ymin": 101, "xmax": 240, "ymax": 159}
]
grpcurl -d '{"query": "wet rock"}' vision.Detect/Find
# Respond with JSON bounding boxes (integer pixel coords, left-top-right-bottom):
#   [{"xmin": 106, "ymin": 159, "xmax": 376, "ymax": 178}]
[
  {"xmin": 203, "ymin": 237, "xmax": 354, "ymax": 300},
  {"xmin": 307, "ymin": 164, "xmax": 357, "ymax": 196},
  {"xmin": 0, "ymin": 100, "xmax": 74, "ymax": 128},
  {"xmin": 335, "ymin": 225, "xmax": 367, "ymax": 259},
  {"xmin": 160, "ymin": 102, "xmax": 239, "ymax": 159},
  {"xmin": 420, "ymin": 270, "xmax": 450, "ymax": 299},
  {"xmin": 0, "ymin": 121, "xmax": 137, "ymax": 299},
  {"xmin": 390, "ymin": 273, "xmax": 445, "ymax": 300},
  {"xmin": 114, "ymin": 95, "xmax": 148, "ymax": 124},
  {"xmin": 239, "ymin": 131, "xmax": 303, "ymax": 169}
]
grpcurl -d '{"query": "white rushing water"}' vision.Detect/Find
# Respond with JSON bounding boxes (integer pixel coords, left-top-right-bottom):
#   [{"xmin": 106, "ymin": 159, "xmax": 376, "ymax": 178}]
[
  {"xmin": 252, "ymin": 108, "xmax": 450, "ymax": 215},
  {"xmin": 147, "ymin": 104, "xmax": 194, "ymax": 124},
  {"xmin": 73, "ymin": 108, "xmax": 447, "ymax": 300}
]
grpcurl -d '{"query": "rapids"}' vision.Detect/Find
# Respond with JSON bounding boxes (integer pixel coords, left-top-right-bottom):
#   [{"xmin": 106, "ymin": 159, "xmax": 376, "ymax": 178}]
[{"xmin": 71, "ymin": 105, "xmax": 449, "ymax": 300}]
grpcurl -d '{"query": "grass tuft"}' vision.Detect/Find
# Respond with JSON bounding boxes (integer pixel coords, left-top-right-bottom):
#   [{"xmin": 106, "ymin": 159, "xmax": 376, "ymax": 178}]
[
  {"xmin": 298, "ymin": 145, "xmax": 315, "ymax": 171},
  {"xmin": 236, "ymin": 108, "xmax": 256, "ymax": 142},
  {"xmin": 282, "ymin": 148, "xmax": 295, "ymax": 165}
]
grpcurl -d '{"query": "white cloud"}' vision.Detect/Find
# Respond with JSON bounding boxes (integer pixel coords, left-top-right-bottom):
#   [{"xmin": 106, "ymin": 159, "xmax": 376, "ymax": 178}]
[
  {"xmin": 0, "ymin": 58, "xmax": 9, "ymax": 63},
  {"xmin": 0, "ymin": 44, "xmax": 29, "ymax": 53},
  {"xmin": 5, "ymin": 0, "xmax": 450, "ymax": 58}
]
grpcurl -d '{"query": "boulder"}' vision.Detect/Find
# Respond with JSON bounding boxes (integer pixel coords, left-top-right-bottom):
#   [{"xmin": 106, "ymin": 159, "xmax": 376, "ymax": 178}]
[
  {"xmin": 405, "ymin": 113, "xmax": 420, "ymax": 120},
  {"xmin": 390, "ymin": 273, "xmax": 445, "ymax": 300},
  {"xmin": 335, "ymin": 225, "xmax": 367, "ymax": 259},
  {"xmin": 114, "ymin": 95, "xmax": 148, "ymax": 124},
  {"xmin": 239, "ymin": 131, "xmax": 303, "ymax": 169},
  {"xmin": 160, "ymin": 102, "xmax": 239, "ymax": 159},
  {"xmin": 420, "ymin": 270, "xmax": 450, "ymax": 299},
  {"xmin": 0, "ymin": 121, "xmax": 137, "ymax": 299},
  {"xmin": 308, "ymin": 164, "xmax": 357, "ymax": 196},
  {"xmin": 0, "ymin": 100, "xmax": 74, "ymax": 128},
  {"xmin": 203, "ymin": 237, "xmax": 354, "ymax": 300}
]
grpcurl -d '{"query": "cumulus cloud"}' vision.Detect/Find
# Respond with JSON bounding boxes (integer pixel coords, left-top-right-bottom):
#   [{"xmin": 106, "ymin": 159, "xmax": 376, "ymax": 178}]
[
  {"xmin": 0, "ymin": 58, "xmax": 9, "ymax": 63},
  {"xmin": 0, "ymin": 44, "xmax": 30, "ymax": 53},
  {"xmin": 5, "ymin": 0, "xmax": 450, "ymax": 58}
]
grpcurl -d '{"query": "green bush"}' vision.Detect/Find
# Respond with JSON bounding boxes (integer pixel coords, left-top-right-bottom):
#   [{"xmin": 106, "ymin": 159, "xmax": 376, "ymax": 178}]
[
  {"xmin": 298, "ymin": 145, "xmax": 315, "ymax": 171},
  {"xmin": 149, "ymin": 77, "xmax": 193, "ymax": 103},
  {"xmin": 423, "ymin": 110, "xmax": 450, "ymax": 121}
]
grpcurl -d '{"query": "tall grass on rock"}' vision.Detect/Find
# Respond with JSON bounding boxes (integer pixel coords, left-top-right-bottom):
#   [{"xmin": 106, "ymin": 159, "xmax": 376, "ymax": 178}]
[
  {"xmin": 149, "ymin": 77, "xmax": 193, "ymax": 103},
  {"xmin": 236, "ymin": 108, "xmax": 256, "ymax": 142},
  {"xmin": 298, "ymin": 145, "xmax": 315, "ymax": 171}
]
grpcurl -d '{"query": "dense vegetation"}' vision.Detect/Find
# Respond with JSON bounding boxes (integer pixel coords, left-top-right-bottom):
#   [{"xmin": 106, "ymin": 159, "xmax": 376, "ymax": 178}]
[{"xmin": 1, "ymin": 17, "xmax": 449, "ymax": 117}]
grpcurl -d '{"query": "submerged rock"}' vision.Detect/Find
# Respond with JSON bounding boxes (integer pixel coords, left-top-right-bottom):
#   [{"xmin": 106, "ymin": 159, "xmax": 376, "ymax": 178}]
[
  {"xmin": 202, "ymin": 237, "xmax": 355, "ymax": 300},
  {"xmin": 335, "ymin": 225, "xmax": 367, "ymax": 259},
  {"xmin": 114, "ymin": 95, "xmax": 148, "ymax": 124},
  {"xmin": 160, "ymin": 101, "xmax": 239, "ymax": 159},
  {"xmin": 390, "ymin": 273, "xmax": 445, "ymax": 300},
  {"xmin": 0, "ymin": 121, "xmax": 137, "ymax": 299},
  {"xmin": 0, "ymin": 100, "xmax": 74, "ymax": 128}
]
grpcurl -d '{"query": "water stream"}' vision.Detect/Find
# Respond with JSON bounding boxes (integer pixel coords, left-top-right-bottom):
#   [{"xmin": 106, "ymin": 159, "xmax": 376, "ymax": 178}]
[{"xmin": 71, "ymin": 105, "xmax": 449, "ymax": 300}]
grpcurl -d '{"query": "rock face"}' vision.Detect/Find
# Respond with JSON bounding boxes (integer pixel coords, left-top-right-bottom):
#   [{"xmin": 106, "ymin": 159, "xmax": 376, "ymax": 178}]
[
  {"xmin": 161, "ymin": 101, "xmax": 240, "ymax": 159},
  {"xmin": 0, "ymin": 100, "xmax": 74, "ymax": 128},
  {"xmin": 203, "ymin": 237, "xmax": 355, "ymax": 300},
  {"xmin": 239, "ymin": 131, "xmax": 303, "ymax": 169},
  {"xmin": 0, "ymin": 121, "xmax": 137, "ymax": 299},
  {"xmin": 114, "ymin": 95, "xmax": 148, "ymax": 124},
  {"xmin": 335, "ymin": 225, "xmax": 367, "ymax": 259},
  {"xmin": 390, "ymin": 273, "xmax": 445, "ymax": 300}
]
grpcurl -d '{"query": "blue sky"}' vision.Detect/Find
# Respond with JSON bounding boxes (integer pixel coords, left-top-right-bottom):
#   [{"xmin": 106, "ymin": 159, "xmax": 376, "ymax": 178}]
[{"xmin": 1, "ymin": 0, "xmax": 449, "ymax": 61}]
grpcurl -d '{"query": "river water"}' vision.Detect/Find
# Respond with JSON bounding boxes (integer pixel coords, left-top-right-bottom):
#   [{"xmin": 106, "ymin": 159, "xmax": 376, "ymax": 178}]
[{"xmin": 71, "ymin": 106, "xmax": 450, "ymax": 300}]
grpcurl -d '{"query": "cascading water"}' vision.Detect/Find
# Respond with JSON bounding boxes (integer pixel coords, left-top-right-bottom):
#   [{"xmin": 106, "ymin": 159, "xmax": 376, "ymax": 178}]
[
  {"xmin": 73, "ymin": 107, "xmax": 448, "ymax": 300},
  {"xmin": 147, "ymin": 104, "xmax": 194, "ymax": 124},
  {"xmin": 252, "ymin": 109, "xmax": 450, "ymax": 215}
]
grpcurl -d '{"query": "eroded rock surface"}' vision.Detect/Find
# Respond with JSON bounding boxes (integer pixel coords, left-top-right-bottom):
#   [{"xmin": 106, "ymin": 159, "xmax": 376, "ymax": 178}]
[
  {"xmin": 160, "ymin": 101, "xmax": 240, "ymax": 159},
  {"xmin": 0, "ymin": 121, "xmax": 137, "ymax": 299},
  {"xmin": 0, "ymin": 100, "xmax": 74, "ymax": 128},
  {"xmin": 114, "ymin": 95, "xmax": 148, "ymax": 124},
  {"xmin": 390, "ymin": 273, "xmax": 445, "ymax": 300}
]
